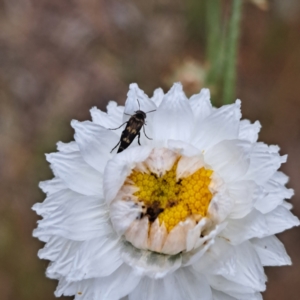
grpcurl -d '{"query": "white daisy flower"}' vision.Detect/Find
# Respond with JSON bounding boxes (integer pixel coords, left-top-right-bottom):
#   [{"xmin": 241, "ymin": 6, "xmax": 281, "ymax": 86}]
[{"xmin": 33, "ymin": 83, "xmax": 299, "ymax": 300}]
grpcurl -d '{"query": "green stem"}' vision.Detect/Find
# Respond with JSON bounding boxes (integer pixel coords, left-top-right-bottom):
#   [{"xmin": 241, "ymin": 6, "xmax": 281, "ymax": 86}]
[{"xmin": 223, "ymin": 0, "xmax": 243, "ymax": 104}]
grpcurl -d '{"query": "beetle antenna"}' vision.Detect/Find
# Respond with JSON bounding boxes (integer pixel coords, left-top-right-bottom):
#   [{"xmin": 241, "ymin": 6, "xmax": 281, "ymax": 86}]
[
  {"xmin": 145, "ymin": 109, "xmax": 156, "ymax": 113},
  {"xmin": 137, "ymin": 98, "xmax": 141, "ymax": 110}
]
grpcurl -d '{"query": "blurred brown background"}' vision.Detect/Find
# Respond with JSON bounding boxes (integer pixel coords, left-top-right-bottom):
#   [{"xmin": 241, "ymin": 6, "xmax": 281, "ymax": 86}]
[{"xmin": 0, "ymin": 0, "xmax": 300, "ymax": 299}]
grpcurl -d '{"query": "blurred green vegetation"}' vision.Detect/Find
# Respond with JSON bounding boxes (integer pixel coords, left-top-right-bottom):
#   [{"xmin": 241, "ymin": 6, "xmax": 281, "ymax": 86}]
[{"xmin": 0, "ymin": 0, "xmax": 300, "ymax": 299}]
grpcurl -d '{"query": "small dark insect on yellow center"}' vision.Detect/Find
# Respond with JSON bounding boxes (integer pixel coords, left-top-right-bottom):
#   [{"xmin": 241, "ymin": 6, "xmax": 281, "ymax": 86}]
[{"xmin": 127, "ymin": 161, "xmax": 213, "ymax": 232}]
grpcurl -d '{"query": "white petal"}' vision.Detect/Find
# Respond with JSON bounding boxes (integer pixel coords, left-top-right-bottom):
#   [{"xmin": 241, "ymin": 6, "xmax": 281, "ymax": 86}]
[
  {"xmin": 281, "ymin": 200, "xmax": 293, "ymax": 210},
  {"xmin": 33, "ymin": 195, "xmax": 111, "ymax": 241},
  {"xmin": 228, "ymin": 292, "xmax": 262, "ymax": 300},
  {"xmin": 90, "ymin": 101, "xmax": 124, "ymax": 129},
  {"xmin": 46, "ymin": 240, "xmax": 83, "ymax": 279},
  {"xmin": 129, "ymin": 268, "xmax": 212, "ymax": 300},
  {"xmin": 152, "ymin": 83, "xmax": 194, "ymax": 142},
  {"xmin": 222, "ymin": 241, "xmax": 266, "ymax": 291},
  {"xmin": 148, "ymin": 219, "xmax": 168, "ymax": 253},
  {"xmin": 58, "ymin": 264, "xmax": 141, "ymax": 300},
  {"xmin": 125, "ymin": 217, "xmax": 149, "ymax": 250},
  {"xmin": 46, "ymin": 151, "xmax": 103, "ymax": 196},
  {"xmin": 189, "ymin": 88, "xmax": 213, "ymax": 120},
  {"xmin": 208, "ymin": 190, "xmax": 234, "ymax": 223},
  {"xmin": 193, "ymin": 237, "xmax": 236, "ymax": 277},
  {"xmin": 208, "ymin": 275, "xmax": 256, "ymax": 296},
  {"xmin": 167, "ymin": 139, "xmax": 201, "ymax": 157},
  {"xmin": 186, "ymin": 218, "xmax": 206, "ymax": 252},
  {"xmin": 144, "ymin": 147, "xmax": 179, "ymax": 177},
  {"xmin": 56, "ymin": 141, "xmax": 79, "ymax": 152},
  {"xmin": 161, "ymin": 221, "xmax": 190, "ymax": 255},
  {"xmin": 245, "ymin": 143, "xmax": 286, "ymax": 184},
  {"xmin": 195, "ymin": 222, "xmax": 227, "ymax": 250},
  {"xmin": 264, "ymin": 205, "xmax": 300, "ymax": 235},
  {"xmin": 72, "ymin": 120, "xmax": 120, "ymax": 173},
  {"xmin": 55, "ymin": 277, "xmax": 84, "ymax": 297},
  {"xmin": 176, "ymin": 154, "xmax": 205, "ymax": 179},
  {"xmin": 184, "ymin": 222, "xmax": 227, "ymax": 266},
  {"xmin": 220, "ymin": 210, "xmax": 269, "ymax": 245},
  {"xmin": 39, "ymin": 177, "xmax": 66, "ymax": 195},
  {"xmin": 67, "ymin": 236, "xmax": 123, "ymax": 281},
  {"xmin": 212, "ymin": 284, "xmax": 262, "ymax": 300},
  {"xmin": 173, "ymin": 268, "xmax": 212, "ymax": 300},
  {"xmin": 251, "ymin": 236, "xmax": 291, "ymax": 266},
  {"xmin": 238, "ymin": 120, "xmax": 261, "ymax": 143},
  {"xmin": 227, "ymin": 180, "xmax": 256, "ymax": 219},
  {"xmin": 151, "ymin": 87, "xmax": 164, "ymax": 106},
  {"xmin": 192, "ymin": 100, "xmax": 241, "ymax": 151},
  {"xmin": 240, "ymin": 293, "xmax": 262, "ymax": 300},
  {"xmin": 273, "ymin": 171, "xmax": 289, "ymax": 185},
  {"xmin": 110, "ymin": 199, "xmax": 142, "ymax": 236},
  {"xmin": 129, "ymin": 276, "xmax": 180, "ymax": 300},
  {"xmin": 38, "ymin": 236, "xmax": 76, "ymax": 262},
  {"xmin": 93, "ymin": 264, "xmax": 141, "ymax": 300},
  {"xmin": 212, "ymin": 290, "xmax": 237, "ymax": 300},
  {"xmin": 204, "ymin": 140, "xmax": 250, "ymax": 183},
  {"xmin": 104, "ymin": 146, "xmax": 152, "ymax": 204},
  {"xmin": 32, "ymin": 189, "xmax": 76, "ymax": 217},
  {"xmin": 254, "ymin": 176, "xmax": 294, "ymax": 214},
  {"xmin": 121, "ymin": 241, "xmax": 182, "ymax": 279}
]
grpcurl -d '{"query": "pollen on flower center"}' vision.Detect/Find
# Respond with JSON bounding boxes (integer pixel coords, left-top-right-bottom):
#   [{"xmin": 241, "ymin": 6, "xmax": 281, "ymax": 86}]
[{"xmin": 128, "ymin": 161, "xmax": 213, "ymax": 232}]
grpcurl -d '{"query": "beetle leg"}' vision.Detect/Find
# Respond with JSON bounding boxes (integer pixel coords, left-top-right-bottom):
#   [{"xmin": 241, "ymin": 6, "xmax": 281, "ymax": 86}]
[
  {"xmin": 110, "ymin": 140, "xmax": 121, "ymax": 153},
  {"xmin": 143, "ymin": 125, "xmax": 152, "ymax": 140},
  {"xmin": 109, "ymin": 121, "xmax": 128, "ymax": 130}
]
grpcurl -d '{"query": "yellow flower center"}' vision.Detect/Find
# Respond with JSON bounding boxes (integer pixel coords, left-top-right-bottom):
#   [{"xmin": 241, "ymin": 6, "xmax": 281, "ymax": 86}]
[{"xmin": 128, "ymin": 161, "xmax": 213, "ymax": 232}]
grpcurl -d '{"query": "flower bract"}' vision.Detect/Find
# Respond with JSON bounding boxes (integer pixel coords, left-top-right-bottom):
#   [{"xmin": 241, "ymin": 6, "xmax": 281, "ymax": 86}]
[{"xmin": 33, "ymin": 83, "xmax": 299, "ymax": 300}]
